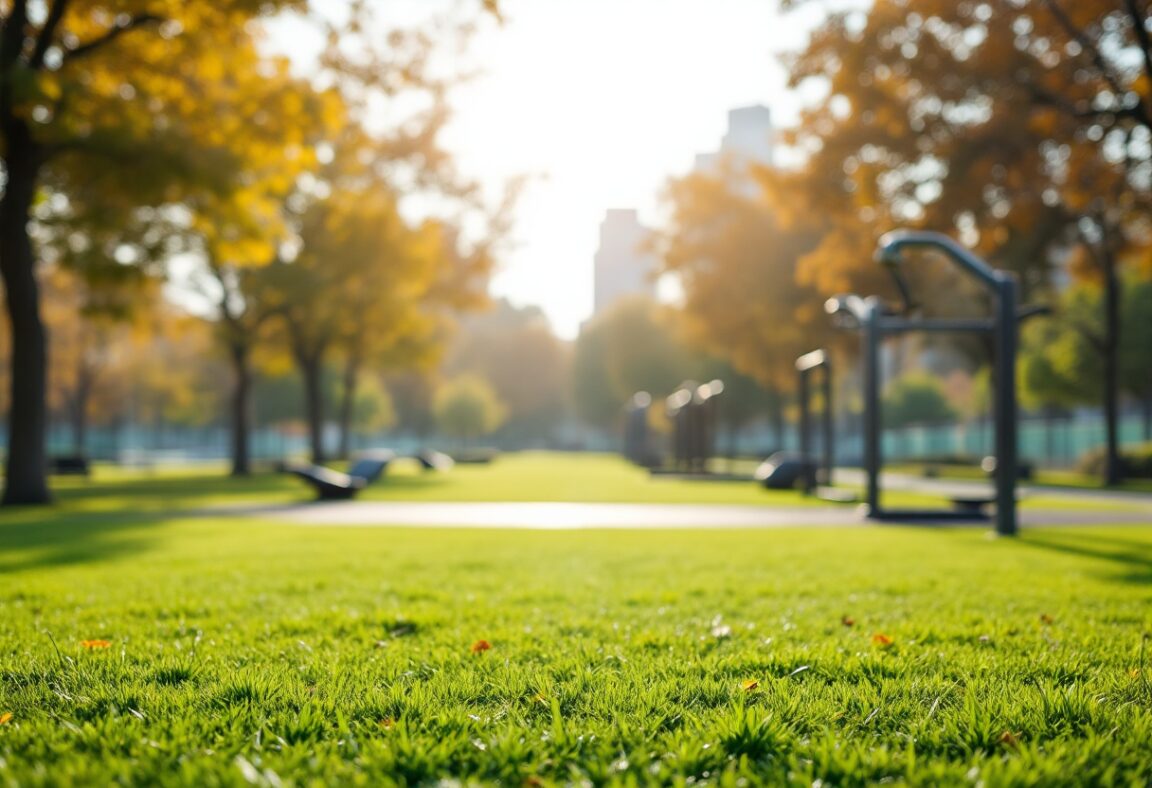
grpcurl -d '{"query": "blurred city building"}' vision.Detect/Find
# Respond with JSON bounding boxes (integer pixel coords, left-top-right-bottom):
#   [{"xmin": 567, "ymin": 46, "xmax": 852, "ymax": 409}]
[
  {"xmin": 693, "ymin": 104, "xmax": 775, "ymax": 175},
  {"xmin": 591, "ymin": 208, "xmax": 657, "ymax": 316}
]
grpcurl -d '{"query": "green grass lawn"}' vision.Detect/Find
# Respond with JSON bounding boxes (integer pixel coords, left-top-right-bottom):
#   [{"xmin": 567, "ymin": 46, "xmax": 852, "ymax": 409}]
[
  {"xmin": 2, "ymin": 455, "xmax": 1151, "ymax": 785},
  {"xmin": 52, "ymin": 452, "xmax": 1152, "ymax": 512}
]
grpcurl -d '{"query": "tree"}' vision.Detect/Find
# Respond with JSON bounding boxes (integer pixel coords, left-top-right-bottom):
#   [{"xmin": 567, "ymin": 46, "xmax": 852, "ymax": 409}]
[
  {"xmin": 882, "ymin": 373, "xmax": 957, "ymax": 429},
  {"xmin": 265, "ymin": 182, "xmax": 471, "ymax": 465},
  {"xmin": 1120, "ymin": 277, "xmax": 1152, "ymax": 439},
  {"xmin": 1021, "ymin": 275, "xmax": 1152, "ymax": 441},
  {"xmin": 444, "ymin": 300, "xmax": 571, "ymax": 445},
  {"xmin": 188, "ymin": 77, "xmax": 335, "ymax": 477},
  {"xmin": 656, "ymin": 162, "xmax": 833, "ymax": 415},
  {"xmin": 0, "ymin": 1, "xmax": 310, "ymax": 503},
  {"xmin": 780, "ymin": 0, "xmax": 1152, "ymax": 484},
  {"xmin": 571, "ymin": 296, "xmax": 692, "ymax": 429},
  {"xmin": 41, "ymin": 266, "xmax": 142, "ymax": 454},
  {"xmin": 387, "ymin": 370, "xmax": 437, "ymax": 439},
  {"xmin": 433, "ymin": 374, "xmax": 507, "ymax": 445}
]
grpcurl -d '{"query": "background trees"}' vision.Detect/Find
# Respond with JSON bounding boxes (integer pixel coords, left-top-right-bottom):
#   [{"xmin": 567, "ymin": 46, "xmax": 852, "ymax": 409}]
[
  {"xmin": 571, "ymin": 296, "xmax": 693, "ymax": 430},
  {"xmin": 444, "ymin": 300, "xmax": 571, "ymax": 446},
  {"xmin": 0, "ymin": 1, "xmax": 322, "ymax": 502},
  {"xmin": 775, "ymin": 0, "xmax": 1152, "ymax": 483},
  {"xmin": 657, "ymin": 165, "xmax": 832, "ymax": 395},
  {"xmin": 0, "ymin": 1, "xmax": 505, "ymax": 499},
  {"xmin": 433, "ymin": 375, "xmax": 508, "ymax": 446}
]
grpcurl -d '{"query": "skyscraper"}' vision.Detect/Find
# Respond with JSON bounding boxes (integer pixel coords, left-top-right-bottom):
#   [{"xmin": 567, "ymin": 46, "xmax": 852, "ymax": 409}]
[
  {"xmin": 591, "ymin": 209, "xmax": 657, "ymax": 315},
  {"xmin": 693, "ymin": 104, "xmax": 775, "ymax": 178}
]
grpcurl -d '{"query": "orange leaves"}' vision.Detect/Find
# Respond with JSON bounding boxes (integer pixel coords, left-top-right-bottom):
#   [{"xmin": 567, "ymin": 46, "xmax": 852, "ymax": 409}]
[
  {"xmin": 871, "ymin": 633, "xmax": 894, "ymax": 648},
  {"xmin": 999, "ymin": 730, "xmax": 1020, "ymax": 749},
  {"xmin": 470, "ymin": 639, "xmax": 492, "ymax": 654},
  {"xmin": 0, "ymin": 712, "xmax": 12, "ymax": 725},
  {"xmin": 81, "ymin": 639, "xmax": 112, "ymax": 650},
  {"xmin": 841, "ymin": 615, "xmax": 856, "ymax": 628}
]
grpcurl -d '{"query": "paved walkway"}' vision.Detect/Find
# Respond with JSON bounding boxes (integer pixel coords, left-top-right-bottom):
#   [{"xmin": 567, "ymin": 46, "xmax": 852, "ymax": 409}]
[{"xmin": 242, "ymin": 500, "xmax": 1152, "ymax": 529}]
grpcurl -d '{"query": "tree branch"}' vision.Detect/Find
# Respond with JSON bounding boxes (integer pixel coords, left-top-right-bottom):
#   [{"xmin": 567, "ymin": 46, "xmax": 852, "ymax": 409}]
[
  {"xmin": 1123, "ymin": 0, "xmax": 1152, "ymax": 102},
  {"xmin": 1044, "ymin": 0, "xmax": 1128, "ymax": 99},
  {"xmin": 29, "ymin": 0, "xmax": 69, "ymax": 69},
  {"xmin": 1, "ymin": 0, "xmax": 29, "ymax": 70},
  {"xmin": 1043, "ymin": 0, "xmax": 1152, "ymax": 130},
  {"xmin": 62, "ymin": 13, "xmax": 161, "ymax": 62}
]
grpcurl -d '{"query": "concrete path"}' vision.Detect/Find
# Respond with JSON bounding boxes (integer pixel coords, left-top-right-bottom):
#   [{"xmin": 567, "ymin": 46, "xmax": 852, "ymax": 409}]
[
  {"xmin": 834, "ymin": 468, "xmax": 1152, "ymax": 505},
  {"xmin": 243, "ymin": 500, "xmax": 1152, "ymax": 529}
]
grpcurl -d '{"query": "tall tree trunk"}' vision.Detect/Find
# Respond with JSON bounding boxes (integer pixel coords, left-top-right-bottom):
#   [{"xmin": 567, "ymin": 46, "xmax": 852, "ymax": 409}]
[
  {"xmin": 228, "ymin": 342, "xmax": 252, "ymax": 476},
  {"xmin": 336, "ymin": 352, "xmax": 360, "ymax": 461},
  {"xmin": 1102, "ymin": 266, "xmax": 1122, "ymax": 486},
  {"xmin": 0, "ymin": 137, "xmax": 50, "ymax": 505},
  {"xmin": 300, "ymin": 356, "xmax": 325, "ymax": 465}
]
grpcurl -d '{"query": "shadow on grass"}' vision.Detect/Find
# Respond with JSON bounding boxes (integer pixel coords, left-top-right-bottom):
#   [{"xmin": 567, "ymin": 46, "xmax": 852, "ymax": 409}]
[
  {"xmin": 0, "ymin": 510, "xmax": 174, "ymax": 574},
  {"xmin": 0, "ymin": 472, "xmax": 302, "ymax": 574},
  {"xmin": 50, "ymin": 471, "xmax": 298, "ymax": 505},
  {"xmin": 1017, "ymin": 531, "xmax": 1152, "ymax": 585}
]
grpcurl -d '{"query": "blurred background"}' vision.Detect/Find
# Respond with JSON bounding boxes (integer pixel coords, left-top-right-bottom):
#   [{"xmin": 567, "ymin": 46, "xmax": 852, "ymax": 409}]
[{"xmin": 2, "ymin": 0, "xmax": 1151, "ymax": 493}]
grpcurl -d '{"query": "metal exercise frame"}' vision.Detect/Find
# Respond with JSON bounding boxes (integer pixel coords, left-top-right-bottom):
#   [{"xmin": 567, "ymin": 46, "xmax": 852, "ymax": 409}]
[
  {"xmin": 826, "ymin": 230, "xmax": 1024, "ymax": 536},
  {"xmin": 795, "ymin": 349, "xmax": 833, "ymax": 495}
]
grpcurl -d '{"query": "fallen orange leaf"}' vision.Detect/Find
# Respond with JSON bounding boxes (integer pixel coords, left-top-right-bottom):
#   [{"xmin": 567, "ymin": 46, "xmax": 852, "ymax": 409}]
[
  {"xmin": 999, "ymin": 730, "xmax": 1020, "ymax": 748},
  {"xmin": 841, "ymin": 615, "xmax": 855, "ymax": 627},
  {"xmin": 0, "ymin": 712, "xmax": 12, "ymax": 725},
  {"xmin": 872, "ymin": 633, "xmax": 894, "ymax": 648},
  {"xmin": 741, "ymin": 679, "xmax": 759, "ymax": 692},
  {"xmin": 80, "ymin": 639, "xmax": 111, "ymax": 650},
  {"xmin": 470, "ymin": 639, "xmax": 492, "ymax": 654}
]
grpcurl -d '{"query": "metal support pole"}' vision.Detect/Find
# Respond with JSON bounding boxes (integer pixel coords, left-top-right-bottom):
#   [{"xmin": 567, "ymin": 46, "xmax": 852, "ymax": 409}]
[
  {"xmin": 863, "ymin": 297, "xmax": 882, "ymax": 516},
  {"xmin": 994, "ymin": 273, "xmax": 1019, "ymax": 536},
  {"xmin": 798, "ymin": 367, "xmax": 813, "ymax": 495},
  {"xmin": 821, "ymin": 358, "xmax": 834, "ymax": 487}
]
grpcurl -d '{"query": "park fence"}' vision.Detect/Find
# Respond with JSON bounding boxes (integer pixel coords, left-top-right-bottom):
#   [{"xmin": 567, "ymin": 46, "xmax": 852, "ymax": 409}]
[{"xmin": 0, "ymin": 412, "xmax": 1147, "ymax": 469}]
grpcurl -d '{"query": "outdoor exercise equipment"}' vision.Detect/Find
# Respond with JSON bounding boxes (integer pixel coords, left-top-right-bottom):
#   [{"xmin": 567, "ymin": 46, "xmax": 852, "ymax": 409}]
[
  {"xmin": 665, "ymin": 379, "xmax": 724, "ymax": 473},
  {"xmin": 795, "ymin": 349, "xmax": 834, "ymax": 495},
  {"xmin": 827, "ymin": 230, "xmax": 1037, "ymax": 536},
  {"xmin": 623, "ymin": 391, "xmax": 660, "ymax": 468}
]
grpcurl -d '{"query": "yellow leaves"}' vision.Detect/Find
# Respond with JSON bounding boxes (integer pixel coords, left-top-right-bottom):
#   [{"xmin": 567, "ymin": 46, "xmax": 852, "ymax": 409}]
[
  {"xmin": 0, "ymin": 712, "xmax": 12, "ymax": 725},
  {"xmin": 81, "ymin": 639, "xmax": 112, "ymax": 649},
  {"xmin": 741, "ymin": 679, "xmax": 760, "ymax": 692}
]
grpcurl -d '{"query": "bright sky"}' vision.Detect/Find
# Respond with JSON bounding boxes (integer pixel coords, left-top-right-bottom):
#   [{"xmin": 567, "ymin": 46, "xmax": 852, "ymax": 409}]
[{"xmin": 274, "ymin": 1, "xmax": 828, "ymax": 338}]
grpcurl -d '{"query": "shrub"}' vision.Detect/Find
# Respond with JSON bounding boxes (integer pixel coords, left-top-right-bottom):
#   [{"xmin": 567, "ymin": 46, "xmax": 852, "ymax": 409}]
[{"xmin": 1077, "ymin": 443, "xmax": 1152, "ymax": 479}]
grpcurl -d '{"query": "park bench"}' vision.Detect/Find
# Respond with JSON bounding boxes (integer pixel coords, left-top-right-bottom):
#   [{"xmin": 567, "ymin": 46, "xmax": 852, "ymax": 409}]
[
  {"xmin": 49, "ymin": 455, "xmax": 90, "ymax": 476},
  {"xmin": 288, "ymin": 449, "xmax": 395, "ymax": 500},
  {"xmin": 755, "ymin": 452, "xmax": 813, "ymax": 490},
  {"xmin": 415, "ymin": 449, "xmax": 455, "ymax": 471},
  {"xmin": 949, "ymin": 496, "xmax": 994, "ymax": 514}
]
